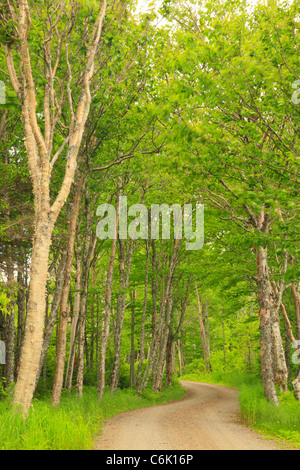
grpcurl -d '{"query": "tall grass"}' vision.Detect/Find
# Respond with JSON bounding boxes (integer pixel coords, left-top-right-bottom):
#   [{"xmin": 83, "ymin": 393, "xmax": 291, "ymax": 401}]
[
  {"xmin": 180, "ymin": 370, "xmax": 259, "ymax": 388},
  {"xmin": 0, "ymin": 383, "xmax": 185, "ymax": 450},
  {"xmin": 239, "ymin": 385, "xmax": 300, "ymax": 446}
]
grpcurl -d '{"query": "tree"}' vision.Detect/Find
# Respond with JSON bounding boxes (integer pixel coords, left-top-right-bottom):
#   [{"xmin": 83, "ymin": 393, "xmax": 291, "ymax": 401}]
[
  {"xmin": 1, "ymin": 0, "xmax": 107, "ymax": 414},
  {"xmin": 157, "ymin": 0, "xmax": 300, "ymax": 404}
]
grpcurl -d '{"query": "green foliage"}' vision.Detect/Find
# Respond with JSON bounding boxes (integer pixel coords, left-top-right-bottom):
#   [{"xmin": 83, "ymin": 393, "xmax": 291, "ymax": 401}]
[
  {"xmin": 0, "ymin": 290, "xmax": 10, "ymax": 316},
  {"xmin": 0, "ymin": 379, "xmax": 13, "ymax": 400},
  {"xmin": 0, "ymin": 18, "xmax": 18, "ymax": 45},
  {"xmin": 0, "ymin": 383, "xmax": 185, "ymax": 450},
  {"xmin": 180, "ymin": 371, "xmax": 260, "ymax": 389}
]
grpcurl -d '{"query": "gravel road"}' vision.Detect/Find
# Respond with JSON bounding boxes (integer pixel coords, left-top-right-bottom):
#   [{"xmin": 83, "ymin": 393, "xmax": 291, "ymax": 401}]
[{"xmin": 94, "ymin": 381, "xmax": 281, "ymax": 451}]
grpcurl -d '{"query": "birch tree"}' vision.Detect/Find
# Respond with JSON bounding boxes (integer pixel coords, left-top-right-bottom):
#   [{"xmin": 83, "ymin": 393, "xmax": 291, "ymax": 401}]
[{"xmin": 1, "ymin": 0, "xmax": 107, "ymax": 414}]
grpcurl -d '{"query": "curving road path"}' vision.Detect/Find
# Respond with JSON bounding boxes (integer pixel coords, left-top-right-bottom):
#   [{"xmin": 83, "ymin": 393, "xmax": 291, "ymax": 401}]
[{"xmin": 94, "ymin": 381, "xmax": 282, "ymax": 451}]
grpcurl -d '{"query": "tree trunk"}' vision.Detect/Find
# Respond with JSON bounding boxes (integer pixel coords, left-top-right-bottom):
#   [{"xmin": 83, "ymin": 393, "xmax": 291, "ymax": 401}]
[
  {"xmin": 130, "ymin": 290, "xmax": 136, "ymax": 389},
  {"xmin": 280, "ymin": 301, "xmax": 300, "ymax": 399},
  {"xmin": 271, "ymin": 306, "xmax": 288, "ymax": 392},
  {"xmin": 196, "ymin": 286, "xmax": 211, "ymax": 373},
  {"xmin": 140, "ymin": 241, "xmax": 159, "ymax": 391},
  {"xmin": 152, "ymin": 243, "xmax": 181, "ymax": 393},
  {"xmin": 5, "ymin": 0, "xmax": 107, "ymax": 415},
  {"xmin": 16, "ymin": 264, "xmax": 26, "ymax": 378},
  {"xmin": 221, "ymin": 319, "xmax": 226, "ymax": 372},
  {"xmin": 52, "ymin": 175, "xmax": 86, "ymax": 405},
  {"xmin": 256, "ymin": 246, "xmax": 279, "ymax": 405},
  {"xmin": 153, "ymin": 287, "xmax": 174, "ymax": 392},
  {"xmin": 90, "ymin": 263, "xmax": 96, "ymax": 371},
  {"xmin": 110, "ymin": 239, "xmax": 134, "ymax": 393},
  {"xmin": 165, "ymin": 337, "xmax": 175, "ymax": 388},
  {"xmin": 177, "ymin": 340, "xmax": 183, "ymax": 377},
  {"xmin": 136, "ymin": 243, "xmax": 150, "ymax": 393},
  {"xmin": 34, "ymin": 249, "xmax": 67, "ymax": 391},
  {"xmin": 13, "ymin": 219, "xmax": 53, "ymax": 414},
  {"xmin": 97, "ymin": 197, "xmax": 119, "ymax": 399},
  {"xmin": 291, "ymin": 282, "xmax": 300, "ymax": 400},
  {"xmin": 65, "ymin": 243, "xmax": 82, "ymax": 391},
  {"xmin": 6, "ymin": 257, "xmax": 15, "ymax": 386},
  {"xmin": 292, "ymin": 283, "xmax": 300, "ymax": 341},
  {"xmin": 76, "ymin": 309, "xmax": 86, "ymax": 398},
  {"xmin": 203, "ymin": 303, "xmax": 210, "ymax": 363},
  {"xmin": 270, "ymin": 255, "xmax": 289, "ymax": 393},
  {"xmin": 76, "ymin": 197, "xmax": 97, "ymax": 397},
  {"xmin": 144, "ymin": 241, "xmax": 180, "ymax": 392},
  {"xmin": 284, "ymin": 319, "xmax": 291, "ymax": 384}
]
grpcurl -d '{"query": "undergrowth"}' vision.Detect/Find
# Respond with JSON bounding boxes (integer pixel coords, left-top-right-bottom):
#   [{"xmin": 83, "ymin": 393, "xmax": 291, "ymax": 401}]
[{"xmin": 0, "ymin": 382, "xmax": 185, "ymax": 450}]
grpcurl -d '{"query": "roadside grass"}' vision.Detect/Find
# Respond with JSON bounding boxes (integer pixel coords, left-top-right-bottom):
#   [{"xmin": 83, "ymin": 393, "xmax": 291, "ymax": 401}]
[
  {"xmin": 180, "ymin": 371, "xmax": 300, "ymax": 448},
  {"xmin": 180, "ymin": 371, "xmax": 259, "ymax": 389},
  {"xmin": 0, "ymin": 382, "xmax": 185, "ymax": 450}
]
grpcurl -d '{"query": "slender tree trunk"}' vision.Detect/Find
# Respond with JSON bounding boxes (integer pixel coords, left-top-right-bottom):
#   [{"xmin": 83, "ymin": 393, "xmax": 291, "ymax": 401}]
[
  {"xmin": 6, "ymin": 256, "xmax": 15, "ymax": 386},
  {"xmin": 52, "ymin": 175, "xmax": 86, "ymax": 405},
  {"xmin": 140, "ymin": 241, "xmax": 159, "ymax": 391},
  {"xmin": 195, "ymin": 285, "xmax": 211, "ymax": 373},
  {"xmin": 280, "ymin": 301, "xmax": 299, "ymax": 396},
  {"xmin": 292, "ymin": 283, "xmax": 300, "ymax": 341},
  {"xmin": 76, "ymin": 301, "xmax": 86, "ymax": 397},
  {"xmin": 154, "ymin": 288, "xmax": 174, "ymax": 392},
  {"xmin": 96, "ymin": 296, "xmax": 100, "ymax": 377},
  {"xmin": 34, "ymin": 249, "xmax": 67, "ymax": 391},
  {"xmin": 165, "ymin": 336, "xmax": 175, "ymax": 388},
  {"xmin": 130, "ymin": 289, "xmax": 137, "ymax": 389},
  {"xmin": 42, "ymin": 361, "xmax": 47, "ymax": 391},
  {"xmin": 76, "ymin": 198, "xmax": 97, "ymax": 397},
  {"xmin": 284, "ymin": 319, "xmax": 291, "ymax": 384},
  {"xmin": 203, "ymin": 303, "xmax": 210, "ymax": 362},
  {"xmin": 177, "ymin": 340, "xmax": 183, "ymax": 377},
  {"xmin": 136, "ymin": 243, "xmax": 150, "ymax": 393},
  {"xmin": 85, "ymin": 334, "xmax": 90, "ymax": 369},
  {"xmin": 110, "ymin": 238, "xmax": 134, "ymax": 393},
  {"xmin": 16, "ymin": 264, "xmax": 26, "ymax": 377},
  {"xmin": 65, "ymin": 243, "xmax": 82, "ymax": 390},
  {"xmin": 97, "ymin": 198, "xmax": 119, "ymax": 400},
  {"xmin": 90, "ymin": 263, "xmax": 96, "ymax": 371},
  {"xmin": 221, "ymin": 319, "xmax": 226, "ymax": 372}
]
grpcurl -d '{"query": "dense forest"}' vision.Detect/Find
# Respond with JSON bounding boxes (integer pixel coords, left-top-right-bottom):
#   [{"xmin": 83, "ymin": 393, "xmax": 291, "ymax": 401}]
[{"xmin": 0, "ymin": 0, "xmax": 299, "ymax": 451}]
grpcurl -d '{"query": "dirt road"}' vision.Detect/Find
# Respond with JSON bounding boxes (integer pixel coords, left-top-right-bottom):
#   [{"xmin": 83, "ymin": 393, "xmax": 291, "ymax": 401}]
[{"xmin": 94, "ymin": 381, "xmax": 281, "ymax": 451}]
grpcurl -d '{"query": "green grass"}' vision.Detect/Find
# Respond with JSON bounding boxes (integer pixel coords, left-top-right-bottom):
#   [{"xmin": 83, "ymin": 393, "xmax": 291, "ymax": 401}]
[
  {"xmin": 239, "ymin": 385, "xmax": 300, "ymax": 448},
  {"xmin": 0, "ymin": 382, "xmax": 185, "ymax": 450},
  {"xmin": 180, "ymin": 371, "xmax": 300, "ymax": 448},
  {"xmin": 180, "ymin": 370, "xmax": 259, "ymax": 389}
]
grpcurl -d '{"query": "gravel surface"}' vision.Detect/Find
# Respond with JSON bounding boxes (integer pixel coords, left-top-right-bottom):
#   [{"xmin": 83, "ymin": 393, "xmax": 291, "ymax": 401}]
[{"xmin": 94, "ymin": 381, "xmax": 281, "ymax": 451}]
